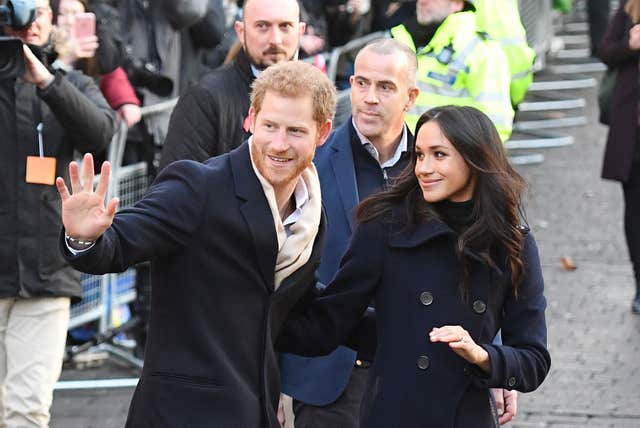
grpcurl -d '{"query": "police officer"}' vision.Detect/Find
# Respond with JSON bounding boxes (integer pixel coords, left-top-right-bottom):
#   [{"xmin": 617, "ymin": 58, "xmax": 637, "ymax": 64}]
[{"xmin": 391, "ymin": 0, "xmax": 514, "ymax": 141}]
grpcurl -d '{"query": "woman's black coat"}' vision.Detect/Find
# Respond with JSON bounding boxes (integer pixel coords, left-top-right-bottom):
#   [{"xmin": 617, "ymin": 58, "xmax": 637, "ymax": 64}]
[
  {"xmin": 278, "ymin": 207, "xmax": 551, "ymax": 428},
  {"xmin": 598, "ymin": 2, "xmax": 640, "ymax": 182}
]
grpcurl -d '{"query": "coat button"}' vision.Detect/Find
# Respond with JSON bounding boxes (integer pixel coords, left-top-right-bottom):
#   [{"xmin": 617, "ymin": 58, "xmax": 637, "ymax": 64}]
[
  {"xmin": 463, "ymin": 364, "xmax": 470, "ymax": 375},
  {"xmin": 507, "ymin": 377, "xmax": 516, "ymax": 387},
  {"xmin": 417, "ymin": 355, "xmax": 430, "ymax": 370},
  {"xmin": 472, "ymin": 299, "xmax": 487, "ymax": 314},
  {"xmin": 419, "ymin": 291, "xmax": 433, "ymax": 306}
]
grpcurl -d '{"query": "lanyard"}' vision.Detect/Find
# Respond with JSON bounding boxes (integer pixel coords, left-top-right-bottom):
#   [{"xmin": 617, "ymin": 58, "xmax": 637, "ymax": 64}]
[{"xmin": 36, "ymin": 122, "xmax": 44, "ymax": 157}]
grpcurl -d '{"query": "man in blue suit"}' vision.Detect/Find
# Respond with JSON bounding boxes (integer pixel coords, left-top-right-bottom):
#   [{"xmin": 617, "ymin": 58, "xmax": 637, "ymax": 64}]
[{"xmin": 279, "ymin": 39, "xmax": 419, "ymax": 427}]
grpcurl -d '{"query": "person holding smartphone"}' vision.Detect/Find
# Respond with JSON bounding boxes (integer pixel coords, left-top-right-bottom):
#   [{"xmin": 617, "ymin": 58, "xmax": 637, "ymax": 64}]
[{"xmin": 53, "ymin": 0, "xmax": 142, "ymax": 128}]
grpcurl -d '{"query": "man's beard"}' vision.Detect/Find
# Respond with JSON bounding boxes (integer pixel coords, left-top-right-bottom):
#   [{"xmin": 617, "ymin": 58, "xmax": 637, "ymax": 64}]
[
  {"xmin": 250, "ymin": 142, "xmax": 312, "ymax": 189},
  {"xmin": 245, "ymin": 38, "xmax": 299, "ymax": 70}
]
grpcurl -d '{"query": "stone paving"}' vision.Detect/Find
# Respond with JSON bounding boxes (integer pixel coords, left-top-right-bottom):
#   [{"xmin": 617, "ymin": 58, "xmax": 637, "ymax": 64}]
[
  {"xmin": 49, "ymin": 70, "xmax": 640, "ymax": 428},
  {"xmin": 510, "ymin": 75, "xmax": 640, "ymax": 427}
]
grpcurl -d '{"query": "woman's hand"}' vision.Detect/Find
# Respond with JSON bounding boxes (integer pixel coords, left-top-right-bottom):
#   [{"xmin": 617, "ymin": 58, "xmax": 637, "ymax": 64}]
[{"xmin": 429, "ymin": 325, "xmax": 490, "ymax": 372}]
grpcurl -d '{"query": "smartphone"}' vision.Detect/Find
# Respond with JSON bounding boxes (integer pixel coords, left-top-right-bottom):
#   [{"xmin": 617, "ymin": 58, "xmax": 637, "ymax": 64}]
[{"xmin": 73, "ymin": 12, "xmax": 96, "ymax": 39}]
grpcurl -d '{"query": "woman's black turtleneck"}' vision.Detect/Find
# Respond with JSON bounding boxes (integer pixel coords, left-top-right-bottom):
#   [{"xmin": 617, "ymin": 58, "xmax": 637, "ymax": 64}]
[
  {"xmin": 401, "ymin": 16, "xmax": 442, "ymax": 51},
  {"xmin": 432, "ymin": 199, "xmax": 475, "ymax": 235}
]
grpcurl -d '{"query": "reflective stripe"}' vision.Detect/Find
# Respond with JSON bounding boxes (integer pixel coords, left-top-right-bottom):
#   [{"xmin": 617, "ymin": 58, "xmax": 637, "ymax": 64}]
[
  {"xmin": 499, "ymin": 35, "xmax": 528, "ymax": 46},
  {"xmin": 486, "ymin": 113, "xmax": 513, "ymax": 128},
  {"xmin": 511, "ymin": 69, "xmax": 532, "ymax": 80},
  {"xmin": 408, "ymin": 105, "xmax": 432, "ymax": 116},
  {"xmin": 475, "ymin": 92, "xmax": 511, "ymax": 104},
  {"xmin": 417, "ymin": 81, "xmax": 471, "ymax": 98}
]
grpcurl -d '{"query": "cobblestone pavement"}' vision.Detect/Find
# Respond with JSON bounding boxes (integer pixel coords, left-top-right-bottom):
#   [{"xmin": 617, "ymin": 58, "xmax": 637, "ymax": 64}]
[
  {"xmin": 510, "ymin": 74, "xmax": 640, "ymax": 427},
  {"xmin": 50, "ymin": 75, "xmax": 640, "ymax": 427}
]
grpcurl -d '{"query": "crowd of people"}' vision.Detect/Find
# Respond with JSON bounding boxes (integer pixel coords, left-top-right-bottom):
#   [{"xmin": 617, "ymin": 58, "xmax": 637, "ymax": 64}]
[{"xmin": 0, "ymin": 0, "xmax": 633, "ymax": 427}]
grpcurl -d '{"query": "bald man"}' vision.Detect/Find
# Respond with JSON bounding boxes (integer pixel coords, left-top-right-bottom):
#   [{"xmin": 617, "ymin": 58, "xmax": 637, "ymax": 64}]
[{"xmin": 159, "ymin": 0, "xmax": 306, "ymax": 168}]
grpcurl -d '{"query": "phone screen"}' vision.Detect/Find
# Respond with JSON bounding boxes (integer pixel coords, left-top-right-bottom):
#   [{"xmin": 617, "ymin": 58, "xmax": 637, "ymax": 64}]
[{"xmin": 73, "ymin": 12, "xmax": 96, "ymax": 39}]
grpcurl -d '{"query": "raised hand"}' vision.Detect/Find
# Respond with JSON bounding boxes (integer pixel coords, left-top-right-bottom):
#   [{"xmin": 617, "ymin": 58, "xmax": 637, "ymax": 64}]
[
  {"xmin": 56, "ymin": 153, "xmax": 119, "ymax": 241},
  {"xmin": 429, "ymin": 325, "xmax": 490, "ymax": 372}
]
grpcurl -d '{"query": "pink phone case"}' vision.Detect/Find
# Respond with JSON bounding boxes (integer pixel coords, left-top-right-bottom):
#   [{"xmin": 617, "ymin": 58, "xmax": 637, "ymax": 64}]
[{"xmin": 73, "ymin": 12, "xmax": 96, "ymax": 39}]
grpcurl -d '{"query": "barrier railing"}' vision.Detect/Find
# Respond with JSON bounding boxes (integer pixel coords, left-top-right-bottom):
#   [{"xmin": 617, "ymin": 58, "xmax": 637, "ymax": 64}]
[{"xmin": 60, "ymin": 99, "xmax": 178, "ymax": 388}]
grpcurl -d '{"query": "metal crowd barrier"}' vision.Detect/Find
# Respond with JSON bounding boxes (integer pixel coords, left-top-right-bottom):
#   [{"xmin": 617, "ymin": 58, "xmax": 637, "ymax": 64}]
[
  {"xmin": 326, "ymin": 31, "xmax": 388, "ymax": 83},
  {"xmin": 68, "ymin": 121, "xmax": 149, "ymax": 334}
]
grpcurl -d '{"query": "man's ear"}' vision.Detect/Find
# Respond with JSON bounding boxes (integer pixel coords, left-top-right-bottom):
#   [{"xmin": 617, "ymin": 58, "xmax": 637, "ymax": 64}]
[
  {"xmin": 406, "ymin": 86, "xmax": 420, "ymax": 111},
  {"xmin": 248, "ymin": 106, "xmax": 257, "ymax": 134},
  {"xmin": 299, "ymin": 21, "xmax": 307, "ymax": 38},
  {"xmin": 316, "ymin": 120, "xmax": 333, "ymax": 147},
  {"xmin": 234, "ymin": 20, "xmax": 245, "ymax": 44}
]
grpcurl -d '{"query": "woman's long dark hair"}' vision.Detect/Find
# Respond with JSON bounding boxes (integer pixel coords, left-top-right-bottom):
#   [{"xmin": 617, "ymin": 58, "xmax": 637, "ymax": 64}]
[{"xmin": 357, "ymin": 106, "xmax": 528, "ymax": 296}]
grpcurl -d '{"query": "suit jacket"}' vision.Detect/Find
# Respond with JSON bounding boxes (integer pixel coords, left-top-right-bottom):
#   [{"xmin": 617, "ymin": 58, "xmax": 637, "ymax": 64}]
[
  {"xmin": 280, "ymin": 120, "xmax": 412, "ymax": 405},
  {"xmin": 62, "ymin": 142, "xmax": 326, "ymax": 428},
  {"xmin": 277, "ymin": 205, "xmax": 550, "ymax": 427}
]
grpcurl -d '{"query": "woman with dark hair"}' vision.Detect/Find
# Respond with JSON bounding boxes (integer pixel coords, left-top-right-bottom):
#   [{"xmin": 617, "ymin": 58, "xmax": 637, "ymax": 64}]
[
  {"xmin": 278, "ymin": 105, "xmax": 550, "ymax": 427},
  {"xmin": 598, "ymin": 0, "xmax": 640, "ymax": 314}
]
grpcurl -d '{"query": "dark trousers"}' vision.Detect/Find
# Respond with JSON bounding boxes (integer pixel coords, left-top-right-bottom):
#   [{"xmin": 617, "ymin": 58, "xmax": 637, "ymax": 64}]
[
  {"xmin": 623, "ymin": 161, "xmax": 640, "ymax": 286},
  {"xmin": 587, "ymin": 0, "xmax": 611, "ymax": 56},
  {"xmin": 292, "ymin": 367, "xmax": 368, "ymax": 428}
]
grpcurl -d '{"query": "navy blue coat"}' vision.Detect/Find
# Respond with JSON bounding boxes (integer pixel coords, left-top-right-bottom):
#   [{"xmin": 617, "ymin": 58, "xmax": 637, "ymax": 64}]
[
  {"xmin": 62, "ymin": 142, "xmax": 326, "ymax": 428},
  {"xmin": 278, "ymin": 205, "xmax": 551, "ymax": 427}
]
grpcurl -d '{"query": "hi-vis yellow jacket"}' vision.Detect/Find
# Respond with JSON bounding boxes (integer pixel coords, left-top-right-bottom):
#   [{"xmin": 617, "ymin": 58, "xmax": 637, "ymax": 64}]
[
  {"xmin": 471, "ymin": 0, "xmax": 536, "ymax": 106},
  {"xmin": 391, "ymin": 11, "xmax": 514, "ymax": 141}
]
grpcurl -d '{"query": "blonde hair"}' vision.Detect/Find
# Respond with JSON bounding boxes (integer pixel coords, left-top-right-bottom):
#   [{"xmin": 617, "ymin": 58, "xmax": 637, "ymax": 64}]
[
  {"xmin": 626, "ymin": 0, "xmax": 640, "ymax": 24},
  {"xmin": 250, "ymin": 61, "xmax": 337, "ymax": 127}
]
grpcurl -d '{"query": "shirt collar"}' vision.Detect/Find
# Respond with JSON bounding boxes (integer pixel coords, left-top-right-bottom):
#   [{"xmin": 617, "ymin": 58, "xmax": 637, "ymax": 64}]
[
  {"xmin": 283, "ymin": 178, "xmax": 309, "ymax": 227},
  {"xmin": 250, "ymin": 64, "xmax": 262, "ymax": 78},
  {"xmin": 352, "ymin": 119, "xmax": 409, "ymax": 168},
  {"xmin": 247, "ymin": 136, "xmax": 309, "ymax": 227}
]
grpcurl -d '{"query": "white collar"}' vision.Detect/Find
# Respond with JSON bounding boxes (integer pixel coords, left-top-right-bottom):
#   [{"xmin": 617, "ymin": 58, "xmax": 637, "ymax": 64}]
[
  {"xmin": 352, "ymin": 119, "xmax": 408, "ymax": 168},
  {"xmin": 283, "ymin": 178, "xmax": 309, "ymax": 227}
]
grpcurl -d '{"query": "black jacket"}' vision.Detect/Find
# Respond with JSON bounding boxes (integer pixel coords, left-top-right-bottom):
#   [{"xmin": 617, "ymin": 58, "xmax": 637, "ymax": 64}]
[
  {"xmin": 62, "ymin": 142, "xmax": 326, "ymax": 427},
  {"xmin": 0, "ymin": 71, "xmax": 115, "ymax": 301},
  {"xmin": 159, "ymin": 48, "xmax": 254, "ymax": 169}
]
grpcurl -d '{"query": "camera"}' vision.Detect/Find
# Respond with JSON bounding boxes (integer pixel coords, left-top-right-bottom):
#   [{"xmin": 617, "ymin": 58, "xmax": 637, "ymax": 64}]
[
  {"xmin": 0, "ymin": 37, "xmax": 23, "ymax": 79},
  {"xmin": 0, "ymin": 0, "xmax": 37, "ymax": 29},
  {"xmin": 123, "ymin": 57, "xmax": 174, "ymax": 98},
  {"xmin": 0, "ymin": 0, "xmax": 37, "ymax": 80}
]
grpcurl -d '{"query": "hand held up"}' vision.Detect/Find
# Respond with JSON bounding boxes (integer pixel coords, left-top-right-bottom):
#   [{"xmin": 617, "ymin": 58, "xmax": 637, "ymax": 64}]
[{"xmin": 56, "ymin": 153, "xmax": 119, "ymax": 242}]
